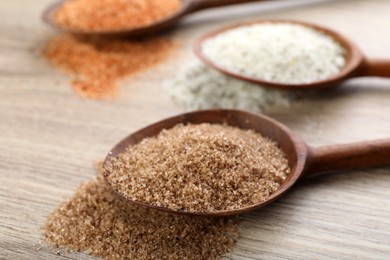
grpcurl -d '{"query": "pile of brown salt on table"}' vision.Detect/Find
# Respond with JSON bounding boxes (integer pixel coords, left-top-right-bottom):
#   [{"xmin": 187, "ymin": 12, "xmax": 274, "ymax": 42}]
[
  {"xmin": 104, "ymin": 123, "xmax": 290, "ymax": 213},
  {"xmin": 53, "ymin": 0, "xmax": 182, "ymax": 31},
  {"xmin": 43, "ymin": 164, "xmax": 239, "ymax": 259},
  {"xmin": 43, "ymin": 35, "xmax": 175, "ymax": 99}
]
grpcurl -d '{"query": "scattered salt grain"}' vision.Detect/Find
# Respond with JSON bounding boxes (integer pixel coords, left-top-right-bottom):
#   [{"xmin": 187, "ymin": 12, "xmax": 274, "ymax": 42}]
[
  {"xmin": 43, "ymin": 34, "xmax": 175, "ymax": 99},
  {"xmin": 168, "ymin": 61, "xmax": 298, "ymax": 113},
  {"xmin": 43, "ymin": 164, "xmax": 239, "ymax": 259}
]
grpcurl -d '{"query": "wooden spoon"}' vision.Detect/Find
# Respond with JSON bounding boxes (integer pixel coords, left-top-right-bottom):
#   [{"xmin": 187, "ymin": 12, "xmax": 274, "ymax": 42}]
[
  {"xmin": 194, "ymin": 19, "xmax": 390, "ymax": 90},
  {"xmin": 102, "ymin": 109, "xmax": 390, "ymax": 217},
  {"xmin": 43, "ymin": 0, "xmax": 266, "ymax": 38}
]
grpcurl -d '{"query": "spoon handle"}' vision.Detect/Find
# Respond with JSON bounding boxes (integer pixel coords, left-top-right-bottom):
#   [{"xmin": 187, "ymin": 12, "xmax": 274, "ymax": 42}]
[
  {"xmin": 305, "ymin": 138, "xmax": 390, "ymax": 176},
  {"xmin": 359, "ymin": 58, "xmax": 390, "ymax": 77},
  {"xmin": 188, "ymin": 0, "xmax": 267, "ymax": 13}
]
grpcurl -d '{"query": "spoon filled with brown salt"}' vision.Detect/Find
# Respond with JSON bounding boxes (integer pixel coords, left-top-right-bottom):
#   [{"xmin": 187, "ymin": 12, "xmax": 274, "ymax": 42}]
[
  {"xmin": 194, "ymin": 19, "xmax": 390, "ymax": 90},
  {"xmin": 103, "ymin": 109, "xmax": 390, "ymax": 217},
  {"xmin": 43, "ymin": 0, "xmax": 267, "ymax": 38}
]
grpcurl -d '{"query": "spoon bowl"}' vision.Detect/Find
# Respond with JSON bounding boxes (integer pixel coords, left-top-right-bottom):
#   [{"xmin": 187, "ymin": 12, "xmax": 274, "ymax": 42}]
[
  {"xmin": 43, "ymin": 0, "xmax": 266, "ymax": 38},
  {"xmin": 194, "ymin": 19, "xmax": 390, "ymax": 90},
  {"xmin": 103, "ymin": 109, "xmax": 390, "ymax": 217}
]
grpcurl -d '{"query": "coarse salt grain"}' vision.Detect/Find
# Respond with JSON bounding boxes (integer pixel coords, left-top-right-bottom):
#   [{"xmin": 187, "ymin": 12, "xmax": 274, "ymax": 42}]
[
  {"xmin": 43, "ymin": 34, "xmax": 175, "ymax": 99},
  {"xmin": 104, "ymin": 123, "xmax": 290, "ymax": 213},
  {"xmin": 168, "ymin": 61, "xmax": 298, "ymax": 113},
  {"xmin": 42, "ymin": 163, "xmax": 239, "ymax": 259},
  {"xmin": 201, "ymin": 22, "xmax": 346, "ymax": 84},
  {"xmin": 53, "ymin": 0, "xmax": 182, "ymax": 31}
]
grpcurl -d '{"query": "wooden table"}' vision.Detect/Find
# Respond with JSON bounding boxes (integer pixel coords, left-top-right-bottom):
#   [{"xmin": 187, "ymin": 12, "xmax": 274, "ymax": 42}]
[{"xmin": 1, "ymin": 0, "xmax": 390, "ymax": 259}]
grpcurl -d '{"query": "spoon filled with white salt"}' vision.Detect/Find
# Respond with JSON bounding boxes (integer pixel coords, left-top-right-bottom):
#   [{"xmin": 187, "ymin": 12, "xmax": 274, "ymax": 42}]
[{"xmin": 194, "ymin": 19, "xmax": 390, "ymax": 90}]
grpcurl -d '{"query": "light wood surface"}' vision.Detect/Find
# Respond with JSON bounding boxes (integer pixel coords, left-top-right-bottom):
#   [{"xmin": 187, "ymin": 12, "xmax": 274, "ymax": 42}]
[{"xmin": 1, "ymin": 0, "xmax": 390, "ymax": 259}]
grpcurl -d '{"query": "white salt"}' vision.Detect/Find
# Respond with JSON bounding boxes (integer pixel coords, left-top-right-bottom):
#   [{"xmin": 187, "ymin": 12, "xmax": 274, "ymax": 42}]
[
  {"xmin": 168, "ymin": 61, "xmax": 298, "ymax": 113},
  {"xmin": 201, "ymin": 22, "xmax": 345, "ymax": 84}
]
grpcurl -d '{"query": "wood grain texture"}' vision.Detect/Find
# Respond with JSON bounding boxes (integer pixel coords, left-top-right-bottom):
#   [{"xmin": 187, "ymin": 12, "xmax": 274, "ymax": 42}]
[{"xmin": 1, "ymin": 0, "xmax": 390, "ymax": 259}]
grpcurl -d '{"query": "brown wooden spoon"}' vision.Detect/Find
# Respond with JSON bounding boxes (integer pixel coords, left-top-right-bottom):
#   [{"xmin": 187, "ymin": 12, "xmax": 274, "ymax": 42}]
[
  {"xmin": 43, "ymin": 0, "xmax": 267, "ymax": 38},
  {"xmin": 194, "ymin": 19, "xmax": 390, "ymax": 90},
  {"xmin": 102, "ymin": 109, "xmax": 390, "ymax": 217}
]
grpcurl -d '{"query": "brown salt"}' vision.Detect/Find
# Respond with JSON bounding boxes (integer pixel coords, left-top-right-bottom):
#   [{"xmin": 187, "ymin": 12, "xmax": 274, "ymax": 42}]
[
  {"xmin": 53, "ymin": 0, "xmax": 182, "ymax": 32},
  {"xmin": 43, "ymin": 164, "xmax": 238, "ymax": 259},
  {"xmin": 43, "ymin": 34, "xmax": 175, "ymax": 99},
  {"xmin": 104, "ymin": 123, "xmax": 290, "ymax": 212}
]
